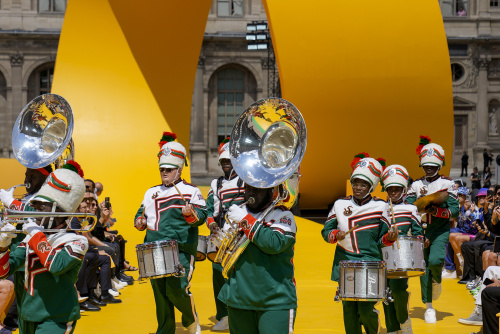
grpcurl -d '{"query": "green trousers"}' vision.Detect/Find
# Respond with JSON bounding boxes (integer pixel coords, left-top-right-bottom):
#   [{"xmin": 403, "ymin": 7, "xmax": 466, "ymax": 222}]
[
  {"xmin": 342, "ymin": 301, "xmax": 379, "ymax": 334},
  {"xmin": 420, "ymin": 230, "xmax": 449, "ymax": 303},
  {"xmin": 150, "ymin": 252, "xmax": 197, "ymax": 334},
  {"xmin": 227, "ymin": 306, "xmax": 296, "ymax": 334},
  {"xmin": 21, "ymin": 320, "xmax": 76, "ymax": 334},
  {"xmin": 212, "ymin": 263, "xmax": 228, "ymax": 320},
  {"xmin": 383, "ymin": 278, "xmax": 409, "ymax": 332}
]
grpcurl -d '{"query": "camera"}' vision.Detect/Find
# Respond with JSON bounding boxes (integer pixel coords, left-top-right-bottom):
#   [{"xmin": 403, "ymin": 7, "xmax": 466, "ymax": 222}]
[{"xmin": 105, "ymin": 197, "xmax": 111, "ymax": 209}]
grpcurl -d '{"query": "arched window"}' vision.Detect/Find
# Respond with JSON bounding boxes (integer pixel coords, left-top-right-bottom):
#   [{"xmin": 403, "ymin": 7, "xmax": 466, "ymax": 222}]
[
  {"xmin": 27, "ymin": 62, "xmax": 55, "ymax": 101},
  {"xmin": 216, "ymin": 67, "xmax": 247, "ymax": 143}
]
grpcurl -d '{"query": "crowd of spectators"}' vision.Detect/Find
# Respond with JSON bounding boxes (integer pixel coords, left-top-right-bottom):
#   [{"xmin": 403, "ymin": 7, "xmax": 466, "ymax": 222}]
[
  {"xmin": 71, "ymin": 179, "xmax": 136, "ymax": 312},
  {"xmin": 438, "ymin": 173, "xmax": 500, "ymax": 334}
]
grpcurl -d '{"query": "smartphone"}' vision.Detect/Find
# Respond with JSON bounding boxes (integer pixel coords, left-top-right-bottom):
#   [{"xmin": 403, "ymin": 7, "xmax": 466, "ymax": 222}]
[
  {"xmin": 105, "ymin": 197, "xmax": 111, "ymax": 209},
  {"xmin": 487, "ymin": 189, "xmax": 495, "ymax": 198},
  {"xmin": 484, "ymin": 278, "xmax": 494, "ymax": 286}
]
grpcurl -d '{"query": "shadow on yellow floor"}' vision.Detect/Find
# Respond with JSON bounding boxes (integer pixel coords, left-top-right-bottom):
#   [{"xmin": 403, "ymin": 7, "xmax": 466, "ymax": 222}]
[{"xmin": 74, "ymin": 217, "xmax": 481, "ymax": 333}]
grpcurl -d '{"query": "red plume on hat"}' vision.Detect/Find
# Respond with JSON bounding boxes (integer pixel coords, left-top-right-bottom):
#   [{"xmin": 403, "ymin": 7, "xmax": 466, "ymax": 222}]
[
  {"xmin": 350, "ymin": 152, "xmax": 370, "ymax": 170},
  {"xmin": 416, "ymin": 135, "xmax": 431, "ymax": 155},
  {"xmin": 376, "ymin": 158, "xmax": 387, "ymax": 171},
  {"xmin": 158, "ymin": 132, "xmax": 177, "ymax": 148},
  {"xmin": 218, "ymin": 137, "xmax": 230, "ymax": 155},
  {"xmin": 62, "ymin": 160, "xmax": 84, "ymax": 178}
]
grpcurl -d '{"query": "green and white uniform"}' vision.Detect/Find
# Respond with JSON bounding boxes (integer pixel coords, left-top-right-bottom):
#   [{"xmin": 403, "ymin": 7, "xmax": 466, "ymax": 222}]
[
  {"xmin": 381, "ymin": 200, "xmax": 422, "ymax": 333},
  {"xmin": 0, "ymin": 231, "xmax": 88, "ymax": 334},
  {"xmin": 406, "ymin": 175, "xmax": 459, "ymax": 303},
  {"xmin": 218, "ymin": 206, "xmax": 297, "ymax": 334},
  {"xmin": 206, "ymin": 174, "xmax": 244, "ymax": 321},
  {"xmin": 321, "ymin": 195, "xmax": 393, "ymax": 334},
  {"xmin": 134, "ymin": 179, "xmax": 207, "ymax": 334}
]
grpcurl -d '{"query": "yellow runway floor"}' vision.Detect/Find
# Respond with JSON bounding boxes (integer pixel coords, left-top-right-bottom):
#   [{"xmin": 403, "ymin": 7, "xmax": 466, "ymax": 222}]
[{"xmin": 73, "ymin": 218, "xmax": 480, "ymax": 334}]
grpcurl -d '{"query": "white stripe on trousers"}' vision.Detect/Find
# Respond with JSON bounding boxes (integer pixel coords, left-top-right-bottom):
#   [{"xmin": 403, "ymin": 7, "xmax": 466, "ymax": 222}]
[
  {"xmin": 289, "ymin": 309, "xmax": 294, "ymax": 333},
  {"xmin": 185, "ymin": 255, "xmax": 198, "ymax": 322},
  {"xmin": 65, "ymin": 321, "xmax": 74, "ymax": 334}
]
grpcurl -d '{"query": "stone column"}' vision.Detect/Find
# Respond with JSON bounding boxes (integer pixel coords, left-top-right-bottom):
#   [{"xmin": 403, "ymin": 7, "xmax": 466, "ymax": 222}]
[
  {"xmin": 190, "ymin": 56, "xmax": 208, "ymax": 177},
  {"xmin": 476, "ymin": 56, "xmax": 490, "ymax": 147},
  {"xmin": 9, "ymin": 54, "xmax": 23, "ymax": 157}
]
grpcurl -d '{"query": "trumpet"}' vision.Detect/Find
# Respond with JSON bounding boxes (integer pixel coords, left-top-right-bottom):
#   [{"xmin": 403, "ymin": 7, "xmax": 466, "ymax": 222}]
[{"xmin": 0, "ymin": 208, "xmax": 98, "ymax": 233}]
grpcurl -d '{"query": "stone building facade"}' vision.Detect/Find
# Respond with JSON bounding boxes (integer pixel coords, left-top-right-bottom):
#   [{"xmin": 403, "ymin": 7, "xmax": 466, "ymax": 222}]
[{"xmin": 1, "ymin": 0, "xmax": 498, "ymax": 182}]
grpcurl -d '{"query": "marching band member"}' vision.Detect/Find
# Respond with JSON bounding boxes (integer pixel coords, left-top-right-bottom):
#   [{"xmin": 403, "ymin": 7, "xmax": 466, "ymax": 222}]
[
  {"xmin": 134, "ymin": 132, "xmax": 207, "ymax": 334},
  {"xmin": 380, "ymin": 164, "xmax": 423, "ymax": 334},
  {"xmin": 0, "ymin": 161, "xmax": 89, "ymax": 334},
  {"xmin": 205, "ymin": 138, "xmax": 245, "ymax": 331},
  {"xmin": 405, "ymin": 136, "xmax": 459, "ymax": 324},
  {"xmin": 321, "ymin": 153, "xmax": 398, "ymax": 334},
  {"xmin": 0, "ymin": 166, "xmax": 53, "ymax": 210},
  {"xmin": 218, "ymin": 183, "xmax": 297, "ymax": 334}
]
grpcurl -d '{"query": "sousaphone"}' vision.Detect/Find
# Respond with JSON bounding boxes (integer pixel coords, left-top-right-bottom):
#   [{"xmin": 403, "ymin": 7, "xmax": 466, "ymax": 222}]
[{"xmin": 215, "ymin": 97, "xmax": 307, "ymax": 278}]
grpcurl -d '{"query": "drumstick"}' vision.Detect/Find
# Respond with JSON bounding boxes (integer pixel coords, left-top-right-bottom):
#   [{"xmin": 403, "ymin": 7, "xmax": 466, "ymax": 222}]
[
  {"xmin": 345, "ymin": 224, "xmax": 359, "ymax": 235},
  {"xmin": 173, "ymin": 183, "xmax": 199, "ymax": 221},
  {"xmin": 389, "ymin": 199, "xmax": 400, "ymax": 249}
]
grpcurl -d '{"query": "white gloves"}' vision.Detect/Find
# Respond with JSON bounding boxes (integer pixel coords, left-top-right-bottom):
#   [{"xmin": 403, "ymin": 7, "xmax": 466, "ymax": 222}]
[
  {"xmin": 0, "ymin": 223, "xmax": 17, "ymax": 248},
  {"xmin": 227, "ymin": 204, "xmax": 248, "ymax": 224},
  {"xmin": 0, "ymin": 189, "xmax": 15, "ymax": 207},
  {"xmin": 23, "ymin": 220, "xmax": 44, "ymax": 239}
]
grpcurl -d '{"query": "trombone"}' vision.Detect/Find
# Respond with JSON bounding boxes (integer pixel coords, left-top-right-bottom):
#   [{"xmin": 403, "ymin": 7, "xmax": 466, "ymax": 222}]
[{"xmin": 0, "ymin": 209, "xmax": 98, "ymax": 233}]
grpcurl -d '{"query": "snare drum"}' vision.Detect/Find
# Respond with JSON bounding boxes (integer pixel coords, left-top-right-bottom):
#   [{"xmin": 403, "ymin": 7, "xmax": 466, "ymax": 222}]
[
  {"xmin": 136, "ymin": 240, "xmax": 185, "ymax": 281},
  {"xmin": 382, "ymin": 235, "xmax": 425, "ymax": 279},
  {"xmin": 338, "ymin": 260, "xmax": 387, "ymax": 301},
  {"xmin": 197, "ymin": 235, "xmax": 208, "ymax": 261},
  {"xmin": 207, "ymin": 237, "xmax": 218, "ymax": 262}
]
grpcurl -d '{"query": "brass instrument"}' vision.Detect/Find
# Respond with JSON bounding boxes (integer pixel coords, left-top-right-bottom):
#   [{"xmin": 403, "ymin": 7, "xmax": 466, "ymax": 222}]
[
  {"xmin": 213, "ymin": 98, "xmax": 307, "ymax": 279},
  {"xmin": 0, "ymin": 209, "xmax": 97, "ymax": 233}
]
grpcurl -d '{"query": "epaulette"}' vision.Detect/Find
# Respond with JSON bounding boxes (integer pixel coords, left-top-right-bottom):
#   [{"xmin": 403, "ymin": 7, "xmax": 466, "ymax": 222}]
[
  {"xmin": 440, "ymin": 175, "xmax": 453, "ymax": 181},
  {"xmin": 182, "ymin": 180, "xmax": 198, "ymax": 188},
  {"xmin": 148, "ymin": 184, "xmax": 163, "ymax": 190},
  {"xmin": 372, "ymin": 197, "xmax": 386, "ymax": 202},
  {"xmin": 415, "ymin": 176, "xmax": 426, "ymax": 182},
  {"xmin": 274, "ymin": 205, "xmax": 288, "ymax": 211}
]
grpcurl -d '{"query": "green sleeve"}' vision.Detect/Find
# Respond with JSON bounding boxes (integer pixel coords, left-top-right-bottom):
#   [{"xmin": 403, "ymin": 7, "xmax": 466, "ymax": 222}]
[
  {"xmin": 377, "ymin": 219, "xmax": 391, "ymax": 247},
  {"xmin": 406, "ymin": 194, "xmax": 416, "ymax": 204},
  {"xmin": 134, "ymin": 206, "xmax": 144, "ymax": 221},
  {"xmin": 206, "ymin": 190, "xmax": 215, "ymax": 218},
  {"xmin": 410, "ymin": 216, "xmax": 423, "ymax": 236},
  {"xmin": 46, "ymin": 246, "xmax": 85, "ymax": 276},
  {"xmin": 446, "ymin": 194, "xmax": 460, "ymax": 219},
  {"xmin": 321, "ymin": 216, "xmax": 338, "ymax": 243},
  {"xmin": 252, "ymin": 221, "xmax": 296, "ymax": 255},
  {"xmin": 3, "ymin": 245, "xmax": 28, "ymax": 278},
  {"xmin": 188, "ymin": 205, "xmax": 208, "ymax": 228}
]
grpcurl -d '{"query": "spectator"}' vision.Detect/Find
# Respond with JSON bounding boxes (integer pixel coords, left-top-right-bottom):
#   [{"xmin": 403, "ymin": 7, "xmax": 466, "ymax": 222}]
[
  {"xmin": 484, "ymin": 167, "xmax": 492, "ymax": 189},
  {"xmin": 457, "ymin": 7, "xmax": 467, "ymax": 16},
  {"xmin": 462, "ymin": 151, "xmax": 469, "ymax": 176},
  {"xmin": 95, "ymin": 182, "xmax": 103, "ymax": 197},
  {"xmin": 484, "ymin": 149, "xmax": 493, "ymax": 173}
]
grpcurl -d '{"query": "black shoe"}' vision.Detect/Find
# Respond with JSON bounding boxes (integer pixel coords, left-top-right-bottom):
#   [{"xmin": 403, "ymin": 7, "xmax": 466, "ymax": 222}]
[
  {"xmin": 88, "ymin": 297, "xmax": 107, "ymax": 306},
  {"xmin": 3, "ymin": 316, "xmax": 17, "ymax": 329},
  {"xmin": 458, "ymin": 280, "xmax": 470, "ymax": 284},
  {"xmin": 101, "ymin": 294, "xmax": 122, "ymax": 304},
  {"xmin": 117, "ymin": 272, "xmax": 134, "ymax": 285},
  {"xmin": 80, "ymin": 301, "xmax": 101, "ymax": 311}
]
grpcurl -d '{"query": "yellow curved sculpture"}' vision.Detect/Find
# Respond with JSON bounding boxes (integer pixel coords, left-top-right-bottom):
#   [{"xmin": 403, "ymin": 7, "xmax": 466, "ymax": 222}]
[
  {"xmin": 263, "ymin": 0, "xmax": 453, "ymax": 208},
  {"xmin": 0, "ymin": 1, "xmax": 452, "ymax": 220}
]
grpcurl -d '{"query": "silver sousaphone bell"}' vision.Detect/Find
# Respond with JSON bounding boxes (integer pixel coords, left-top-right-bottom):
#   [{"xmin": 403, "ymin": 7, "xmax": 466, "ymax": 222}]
[{"xmin": 215, "ymin": 97, "xmax": 307, "ymax": 278}]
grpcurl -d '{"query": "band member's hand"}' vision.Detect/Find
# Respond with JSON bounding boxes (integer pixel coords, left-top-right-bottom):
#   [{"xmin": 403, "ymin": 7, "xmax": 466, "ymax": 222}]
[
  {"xmin": 0, "ymin": 188, "xmax": 15, "ymax": 207},
  {"xmin": 386, "ymin": 226, "xmax": 399, "ymax": 242},
  {"xmin": 23, "ymin": 220, "xmax": 43, "ymax": 238},
  {"xmin": 182, "ymin": 204, "xmax": 195, "ymax": 217},
  {"xmin": 424, "ymin": 238, "xmax": 430, "ymax": 248},
  {"xmin": 228, "ymin": 204, "xmax": 248, "ymax": 223},
  {"xmin": 209, "ymin": 223, "xmax": 219, "ymax": 234},
  {"xmin": 336, "ymin": 231, "xmax": 346, "ymax": 241},
  {"xmin": 134, "ymin": 217, "xmax": 147, "ymax": 230},
  {"xmin": 0, "ymin": 223, "xmax": 16, "ymax": 248}
]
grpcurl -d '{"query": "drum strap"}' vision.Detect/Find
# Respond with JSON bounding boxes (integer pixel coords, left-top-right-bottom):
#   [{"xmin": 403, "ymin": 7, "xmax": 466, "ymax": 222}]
[{"xmin": 215, "ymin": 176, "xmax": 243, "ymax": 228}]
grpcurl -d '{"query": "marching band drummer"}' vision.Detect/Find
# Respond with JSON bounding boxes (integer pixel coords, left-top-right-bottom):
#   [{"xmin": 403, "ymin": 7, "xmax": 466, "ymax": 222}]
[
  {"xmin": 134, "ymin": 132, "xmax": 207, "ymax": 334},
  {"xmin": 0, "ymin": 161, "xmax": 89, "ymax": 334},
  {"xmin": 405, "ymin": 136, "xmax": 459, "ymax": 324},
  {"xmin": 321, "ymin": 153, "xmax": 398, "ymax": 334},
  {"xmin": 218, "ymin": 183, "xmax": 298, "ymax": 334},
  {"xmin": 380, "ymin": 164, "xmax": 423, "ymax": 334},
  {"xmin": 205, "ymin": 137, "xmax": 245, "ymax": 331}
]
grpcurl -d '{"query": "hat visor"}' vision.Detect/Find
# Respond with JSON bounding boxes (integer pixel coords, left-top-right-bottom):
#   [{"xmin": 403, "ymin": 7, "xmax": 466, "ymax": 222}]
[
  {"xmin": 159, "ymin": 163, "xmax": 180, "ymax": 169},
  {"xmin": 219, "ymin": 151, "xmax": 230, "ymax": 160},
  {"xmin": 30, "ymin": 195, "xmax": 53, "ymax": 204}
]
